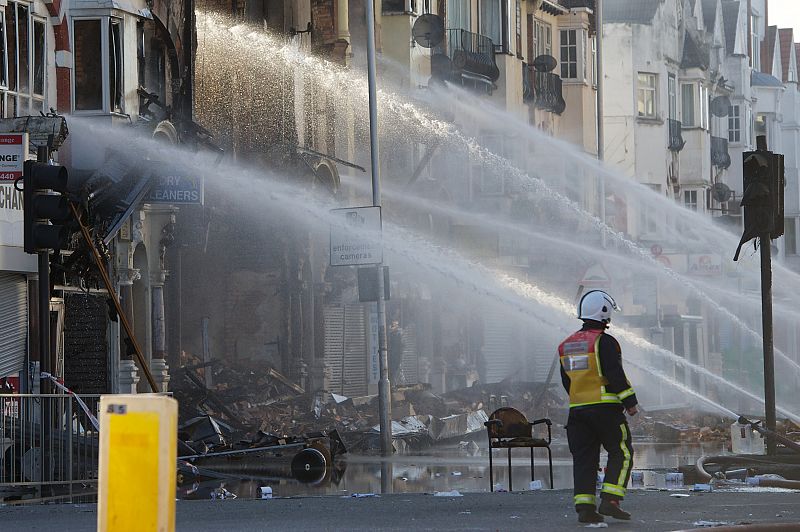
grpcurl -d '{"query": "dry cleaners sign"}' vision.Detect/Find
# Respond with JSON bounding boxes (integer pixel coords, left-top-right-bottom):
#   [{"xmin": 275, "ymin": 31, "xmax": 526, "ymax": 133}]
[
  {"xmin": 330, "ymin": 206, "xmax": 382, "ymax": 266},
  {"xmin": 146, "ymin": 173, "xmax": 204, "ymax": 205}
]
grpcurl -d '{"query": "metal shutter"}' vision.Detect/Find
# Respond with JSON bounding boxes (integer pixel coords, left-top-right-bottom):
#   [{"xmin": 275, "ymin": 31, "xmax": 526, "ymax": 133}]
[
  {"xmin": 398, "ymin": 323, "xmax": 418, "ymax": 385},
  {"xmin": 481, "ymin": 315, "xmax": 516, "ymax": 384},
  {"xmin": 342, "ymin": 305, "xmax": 367, "ymax": 396},
  {"xmin": 0, "ymin": 273, "xmax": 27, "ymax": 377},
  {"xmin": 323, "ymin": 305, "xmax": 345, "ymax": 393},
  {"xmin": 323, "ymin": 304, "xmax": 368, "ymax": 397}
]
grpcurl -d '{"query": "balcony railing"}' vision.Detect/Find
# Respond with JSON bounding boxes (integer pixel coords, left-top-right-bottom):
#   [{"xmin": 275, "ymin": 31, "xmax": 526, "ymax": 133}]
[
  {"xmin": 711, "ymin": 136, "xmax": 731, "ymax": 169},
  {"xmin": 432, "ymin": 29, "xmax": 500, "ymax": 87},
  {"xmin": 522, "ymin": 63, "xmax": 534, "ymax": 102},
  {"xmin": 524, "ymin": 65, "xmax": 565, "ymax": 115},
  {"xmin": 668, "ymin": 118, "xmax": 686, "ymax": 151}
]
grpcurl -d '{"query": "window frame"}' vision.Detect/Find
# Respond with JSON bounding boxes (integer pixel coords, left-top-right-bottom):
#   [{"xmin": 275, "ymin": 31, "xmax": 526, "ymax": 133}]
[
  {"xmin": 531, "ymin": 18, "xmax": 552, "ymax": 59},
  {"xmin": 680, "ymin": 81, "xmax": 709, "ymax": 129},
  {"xmin": 1, "ymin": 3, "xmax": 48, "ymax": 118},
  {"xmin": 560, "ymin": 29, "xmax": 578, "ymax": 79},
  {"xmin": 480, "ymin": 0, "xmax": 510, "ymax": 54},
  {"xmin": 71, "ymin": 15, "xmax": 125, "ymax": 115},
  {"xmin": 684, "ymin": 189, "xmax": 699, "ymax": 211},
  {"xmin": 637, "ymin": 72, "xmax": 658, "ymax": 119},
  {"xmin": 668, "ymin": 74, "xmax": 677, "ymax": 121},
  {"xmin": 446, "ymin": 0, "xmax": 471, "ymax": 31},
  {"xmin": 728, "ymin": 104, "xmax": 741, "ymax": 143}
]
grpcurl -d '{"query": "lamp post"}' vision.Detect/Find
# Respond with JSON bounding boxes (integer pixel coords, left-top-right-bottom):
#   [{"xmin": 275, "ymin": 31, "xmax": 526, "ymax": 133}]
[{"xmin": 363, "ymin": 0, "xmax": 393, "ymax": 459}]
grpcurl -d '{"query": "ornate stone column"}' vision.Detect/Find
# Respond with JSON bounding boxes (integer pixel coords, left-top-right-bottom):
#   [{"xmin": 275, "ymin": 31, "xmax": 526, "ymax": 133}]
[
  {"xmin": 118, "ymin": 267, "xmax": 141, "ymax": 394},
  {"xmin": 150, "ymin": 270, "xmax": 170, "ymax": 392},
  {"xmin": 149, "ymin": 215, "xmax": 175, "ymax": 392}
]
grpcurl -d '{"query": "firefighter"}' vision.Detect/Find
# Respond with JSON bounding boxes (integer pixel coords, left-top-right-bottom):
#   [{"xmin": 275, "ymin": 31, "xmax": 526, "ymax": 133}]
[{"xmin": 558, "ymin": 289, "xmax": 637, "ymax": 524}]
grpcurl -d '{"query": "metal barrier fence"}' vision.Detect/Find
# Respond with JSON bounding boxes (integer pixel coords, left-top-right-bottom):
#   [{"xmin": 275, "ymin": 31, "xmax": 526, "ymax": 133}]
[{"xmin": 1, "ymin": 393, "xmax": 101, "ymax": 502}]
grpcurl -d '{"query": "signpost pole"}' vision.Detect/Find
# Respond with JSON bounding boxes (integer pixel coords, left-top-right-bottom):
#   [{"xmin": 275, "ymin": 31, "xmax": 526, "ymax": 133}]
[{"xmin": 363, "ymin": 0, "xmax": 393, "ymax": 461}]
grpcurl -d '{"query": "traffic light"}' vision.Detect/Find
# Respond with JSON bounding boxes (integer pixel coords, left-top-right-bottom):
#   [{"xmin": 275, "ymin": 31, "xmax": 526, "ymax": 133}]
[
  {"xmin": 23, "ymin": 161, "xmax": 71, "ymax": 254},
  {"xmin": 734, "ymin": 149, "xmax": 786, "ymax": 260}
]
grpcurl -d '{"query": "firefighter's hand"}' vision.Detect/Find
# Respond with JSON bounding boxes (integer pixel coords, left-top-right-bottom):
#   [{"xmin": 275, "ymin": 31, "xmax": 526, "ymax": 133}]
[{"xmin": 626, "ymin": 406, "xmax": 638, "ymax": 416}]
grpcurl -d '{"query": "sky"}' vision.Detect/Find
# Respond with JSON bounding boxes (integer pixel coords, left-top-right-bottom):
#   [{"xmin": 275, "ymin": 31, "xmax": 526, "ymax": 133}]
[{"xmin": 768, "ymin": 0, "xmax": 800, "ymax": 34}]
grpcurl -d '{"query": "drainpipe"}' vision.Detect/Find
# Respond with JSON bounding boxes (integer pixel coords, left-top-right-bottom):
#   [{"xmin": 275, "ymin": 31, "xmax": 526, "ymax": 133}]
[
  {"xmin": 337, "ymin": 0, "xmax": 350, "ymax": 43},
  {"xmin": 596, "ymin": 0, "xmax": 606, "ymax": 248},
  {"xmin": 335, "ymin": 0, "xmax": 351, "ymax": 63}
]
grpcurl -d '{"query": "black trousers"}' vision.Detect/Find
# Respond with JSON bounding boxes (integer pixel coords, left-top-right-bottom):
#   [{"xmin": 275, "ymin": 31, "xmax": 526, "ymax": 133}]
[{"xmin": 566, "ymin": 405, "xmax": 634, "ymax": 508}]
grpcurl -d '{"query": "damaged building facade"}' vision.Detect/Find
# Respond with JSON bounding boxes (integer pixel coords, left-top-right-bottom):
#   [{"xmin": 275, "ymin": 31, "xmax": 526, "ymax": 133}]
[
  {"xmin": 187, "ymin": 0, "xmax": 602, "ymax": 399},
  {"xmin": 0, "ymin": 0, "xmax": 195, "ymax": 395}
]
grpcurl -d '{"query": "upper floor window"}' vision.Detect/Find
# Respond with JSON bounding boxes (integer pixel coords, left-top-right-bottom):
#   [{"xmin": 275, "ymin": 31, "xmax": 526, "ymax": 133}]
[
  {"xmin": 684, "ymin": 189, "xmax": 698, "ymax": 211},
  {"xmin": 668, "ymin": 74, "xmax": 677, "ymax": 120},
  {"xmin": 681, "ymin": 82, "xmax": 708, "ymax": 128},
  {"xmin": 1, "ymin": 3, "xmax": 47, "ymax": 117},
  {"xmin": 73, "ymin": 17, "xmax": 124, "ymax": 113},
  {"xmin": 530, "ymin": 18, "xmax": 552, "ymax": 60},
  {"xmin": 480, "ymin": 0, "xmax": 510, "ymax": 53},
  {"xmin": 560, "ymin": 29, "xmax": 577, "ymax": 79},
  {"xmin": 728, "ymin": 105, "xmax": 741, "ymax": 143},
  {"xmin": 637, "ymin": 73, "xmax": 657, "ymax": 118},
  {"xmin": 447, "ymin": 0, "xmax": 471, "ymax": 31},
  {"xmin": 750, "ymin": 15, "xmax": 760, "ymax": 70}
]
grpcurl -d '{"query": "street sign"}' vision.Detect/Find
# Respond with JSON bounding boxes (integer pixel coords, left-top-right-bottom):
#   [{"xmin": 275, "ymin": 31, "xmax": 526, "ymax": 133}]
[
  {"xmin": 688, "ymin": 254, "xmax": 722, "ymax": 276},
  {"xmin": 146, "ymin": 173, "xmax": 204, "ymax": 205},
  {"xmin": 580, "ymin": 262, "xmax": 612, "ymax": 287},
  {"xmin": 0, "ymin": 133, "xmax": 26, "ymax": 181},
  {"xmin": 330, "ymin": 206, "xmax": 382, "ymax": 266}
]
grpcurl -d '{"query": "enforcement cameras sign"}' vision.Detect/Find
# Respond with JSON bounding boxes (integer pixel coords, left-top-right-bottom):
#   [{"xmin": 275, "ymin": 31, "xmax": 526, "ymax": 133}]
[{"xmin": 330, "ymin": 206, "xmax": 382, "ymax": 266}]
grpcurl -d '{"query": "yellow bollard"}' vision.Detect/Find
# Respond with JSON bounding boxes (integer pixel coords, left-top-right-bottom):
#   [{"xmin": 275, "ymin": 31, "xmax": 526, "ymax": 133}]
[{"xmin": 97, "ymin": 394, "xmax": 177, "ymax": 532}]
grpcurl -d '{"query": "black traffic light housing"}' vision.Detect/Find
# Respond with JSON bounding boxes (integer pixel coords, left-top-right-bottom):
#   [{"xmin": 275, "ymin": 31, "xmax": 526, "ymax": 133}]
[
  {"xmin": 23, "ymin": 161, "xmax": 71, "ymax": 254},
  {"xmin": 734, "ymin": 146, "xmax": 786, "ymax": 261}
]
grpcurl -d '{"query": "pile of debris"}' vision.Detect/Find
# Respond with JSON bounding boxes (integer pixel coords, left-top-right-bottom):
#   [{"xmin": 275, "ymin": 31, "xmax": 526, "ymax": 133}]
[
  {"xmin": 171, "ymin": 356, "xmax": 563, "ymax": 453},
  {"xmin": 632, "ymin": 407, "xmax": 800, "ymax": 446}
]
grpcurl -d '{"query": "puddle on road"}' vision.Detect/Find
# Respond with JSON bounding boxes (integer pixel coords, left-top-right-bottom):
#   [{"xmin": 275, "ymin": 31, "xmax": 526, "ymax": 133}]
[{"xmin": 177, "ymin": 441, "xmax": 727, "ymax": 500}]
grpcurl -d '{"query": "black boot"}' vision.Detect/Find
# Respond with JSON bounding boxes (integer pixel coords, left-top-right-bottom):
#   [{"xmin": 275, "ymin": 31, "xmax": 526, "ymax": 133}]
[
  {"xmin": 576, "ymin": 505, "xmax": 605, "ymax": 524},
  {"xmin": 599, "ymin": 498, "xmax": 631, "ymax": 520}
]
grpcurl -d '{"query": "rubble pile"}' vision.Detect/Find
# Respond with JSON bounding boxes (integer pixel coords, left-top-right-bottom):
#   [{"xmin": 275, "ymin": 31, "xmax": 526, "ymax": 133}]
[
  {"xmin": 633, "ymin": 408, "xmax": 800, "ymax": 445},
  {"xmin": 171, "ymin": 356, "xmax": 564, "ymax": 451}
]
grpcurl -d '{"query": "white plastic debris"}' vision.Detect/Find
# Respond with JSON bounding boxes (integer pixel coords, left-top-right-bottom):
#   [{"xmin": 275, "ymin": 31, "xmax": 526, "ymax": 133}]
[
  {"xmin": 451, "ymin": 471, "xmax": 462, "ymax": 476},
  {"xmin": 669, "ymin": 493, "xmax": 690, "ymax": 498},
  {"xmin": 259, "ymin": 486, "xmax": 273, "ymax": 499},
  {"xmin": 529, "ymin": 480, "xmax": 543, "ymax": 490},
  {"xmin": 493, "ymin": 483, "xmax": 507, "ymax": 492},
  {"xmin": 584, "ymin": 523, "xmax": 608, "ymax": 528},
  {"xmin": 434, "ymin": 490, "xmax": 463, "ymax": 497},
  {"xmin": 692, "ymin": 521, "xmax": 731, "ymax": 527},
  {"xmin": 692, "ymin": 483, "xmax": 713, "ymax": 492},
  {"xmin": 349, "ymin": 493, "xmax": 379, "ymax": 498}
]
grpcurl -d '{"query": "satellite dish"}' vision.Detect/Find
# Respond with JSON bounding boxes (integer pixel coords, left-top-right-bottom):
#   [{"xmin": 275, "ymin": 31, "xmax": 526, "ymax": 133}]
[
  {"xmin": 412, "ymin": 14, "xmax": 445, "ymax": 48},
  {"xmin": 711, "ymin": 96, "xmax": 732, "ymax": 117},
  {"xmin": 712, "ymin": 182, "xmax": 732, "ymax": 203},
  {"xmin": 532, "ymin": 55, "xmax": 558, "ymax": 72}
]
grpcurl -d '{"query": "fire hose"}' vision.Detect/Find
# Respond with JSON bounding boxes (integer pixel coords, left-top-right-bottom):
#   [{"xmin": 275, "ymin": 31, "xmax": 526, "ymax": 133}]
[{"xmin": 696, "ymin": 415, "xmax": 800, "ymax": 488}]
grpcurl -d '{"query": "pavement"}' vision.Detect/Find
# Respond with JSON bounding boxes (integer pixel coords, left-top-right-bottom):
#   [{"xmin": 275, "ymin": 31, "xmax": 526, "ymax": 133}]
[{"xmin": 2, "ymin": 489, "xmax": 799, "ymax": 531}]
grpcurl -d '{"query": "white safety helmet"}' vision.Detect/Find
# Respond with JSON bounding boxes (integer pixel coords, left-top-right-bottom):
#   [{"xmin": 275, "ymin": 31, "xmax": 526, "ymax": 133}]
[{"xmin": 577, "ymin": 290, "xmax": 621, "ymax": 324}]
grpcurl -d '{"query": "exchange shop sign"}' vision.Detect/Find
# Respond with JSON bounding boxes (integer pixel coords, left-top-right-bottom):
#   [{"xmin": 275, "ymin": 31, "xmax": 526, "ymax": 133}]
[
  {"xmin": 0, "ymin": 133, "xmax": 26, "ymax": 181},
  {"xmin": 330, "ymin": 206, "xmax": 382, "ymax": 266},
  {"xmin": 146, "ymin": 173, "xmax": 204, "ymax": 205}
]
